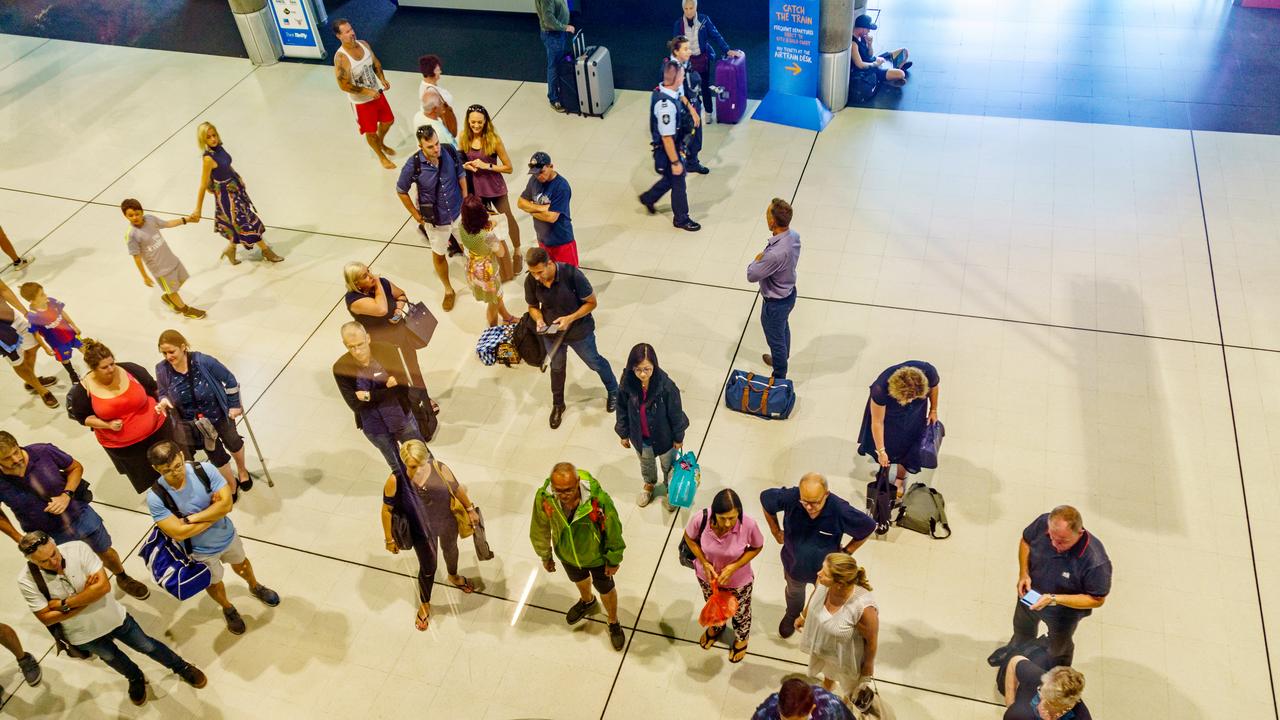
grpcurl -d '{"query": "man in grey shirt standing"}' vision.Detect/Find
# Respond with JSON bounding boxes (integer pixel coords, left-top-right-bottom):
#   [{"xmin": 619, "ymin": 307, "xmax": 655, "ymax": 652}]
[
  {"xmin": 746, "ymin": 198, "xmax": 800, "ymax": 379},
  {"xmin": 535, "ymin": 0, "xmax": 575, "ymax": 112}
]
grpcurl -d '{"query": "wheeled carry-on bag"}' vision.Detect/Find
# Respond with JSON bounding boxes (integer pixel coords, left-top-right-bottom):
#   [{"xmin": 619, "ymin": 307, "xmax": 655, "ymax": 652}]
[
  {"xmin": 713, "ymin": 52, "xmax": 747, "ymax": 123},
  {"xmin": 573, "ymin": 32, "xmax": 615, "ymax": 117}
]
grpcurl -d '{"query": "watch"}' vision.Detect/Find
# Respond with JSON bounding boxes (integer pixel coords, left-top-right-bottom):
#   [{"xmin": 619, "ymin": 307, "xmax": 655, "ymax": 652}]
[
  {"xmin": 1049, "ymin": 594, "xmax": 1057, "ymax": 606},
  {"xmin": 59, "ymin": 599, "xmax": 71, "ymax": 613},
  {"xmin": 63, "ymin": 490, "xmax": 74, "ymax": 498}
]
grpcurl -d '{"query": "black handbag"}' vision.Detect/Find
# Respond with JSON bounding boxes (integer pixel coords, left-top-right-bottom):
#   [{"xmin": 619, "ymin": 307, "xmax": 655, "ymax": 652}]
[
  {"xmin": 677, "ymin": 508, "xmax": 710, "ymax": 569},
  {"xmin": 402, "ymin": 302, "xmax": 438, "ymax": 349},
  {"xmin": 390, "ymin": 509, "xmax": 414, "ymax": 550}
]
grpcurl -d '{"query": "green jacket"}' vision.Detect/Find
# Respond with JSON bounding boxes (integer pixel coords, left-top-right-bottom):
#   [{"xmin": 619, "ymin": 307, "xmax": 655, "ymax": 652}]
[
  {"xmin": 529, "ymin": 470, "xmax": 625, "ymax": 568},
  {"xmin": 534, "ymin": 0, "xmax": 570, "ymax": 32}
]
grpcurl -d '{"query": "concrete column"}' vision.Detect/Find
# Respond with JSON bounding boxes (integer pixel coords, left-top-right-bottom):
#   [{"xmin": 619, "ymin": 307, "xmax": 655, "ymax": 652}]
[{"xmin": 228, "ymin": 0, "xmax": 282, "ymax": 66}]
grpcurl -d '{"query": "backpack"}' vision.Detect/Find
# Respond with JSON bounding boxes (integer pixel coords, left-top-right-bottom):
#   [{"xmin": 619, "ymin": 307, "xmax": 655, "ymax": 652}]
[
  {"xmin": 894, "ymin": 482, "xmax": 951, "ymax": 539},
  {"xmin": 865, "ymin": 465, "xmax": 895, "ymax": 536},
  {"xmin": 512, "ymin": 313, "xmax": 546, "ymax": 367},
  {"xmin": 137, "ymin": 463, "xmax": 216, "ymax": 600},
  {"xmin": 667, "ymin": 450, "xmax": 700, "ymax": 509},
  {"xmin": 849, "ymin": 67, "xmax": 879, "ymax": 105}
]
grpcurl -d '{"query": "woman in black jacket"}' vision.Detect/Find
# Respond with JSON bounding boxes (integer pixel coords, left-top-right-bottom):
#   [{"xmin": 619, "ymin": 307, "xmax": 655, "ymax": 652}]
[{"xmin": 615, "ymin": 343, "xmax": 690, "ymax": 510}]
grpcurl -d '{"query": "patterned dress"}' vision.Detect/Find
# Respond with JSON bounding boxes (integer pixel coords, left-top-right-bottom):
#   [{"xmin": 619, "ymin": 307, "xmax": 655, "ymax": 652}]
[
  {"xmin": 459, "ymin": 224, "xmax": 504, "ymax": 304},
  {"xmin": 206, "ymin": 145, "xmax": 265, "ymax": 247}
]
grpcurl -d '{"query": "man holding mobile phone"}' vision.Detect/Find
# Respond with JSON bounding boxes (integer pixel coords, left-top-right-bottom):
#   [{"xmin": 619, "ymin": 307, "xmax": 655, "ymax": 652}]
[
  {"xmin": 523, "ymin": 247, "xmax": 617, "ymax": 429},
  {"xmin": 992, "ymin": 505, "xmax": 1112, "ymax": 668}
]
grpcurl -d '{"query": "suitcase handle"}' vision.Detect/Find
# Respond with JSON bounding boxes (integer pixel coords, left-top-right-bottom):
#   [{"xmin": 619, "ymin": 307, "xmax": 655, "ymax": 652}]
[{"xmin": 570, "ymin": 30, "xmax": 586, "ymax": 58}]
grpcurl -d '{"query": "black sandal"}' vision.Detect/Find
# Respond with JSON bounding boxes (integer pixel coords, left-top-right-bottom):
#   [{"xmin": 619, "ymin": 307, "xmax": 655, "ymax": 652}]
[
  {"xmin": 729, "ymin": 639, "xmax": 748, "ymax": 663},
  {"xmin": 699, "ymin": 626, "xmax": 723, "ymax": 649}
]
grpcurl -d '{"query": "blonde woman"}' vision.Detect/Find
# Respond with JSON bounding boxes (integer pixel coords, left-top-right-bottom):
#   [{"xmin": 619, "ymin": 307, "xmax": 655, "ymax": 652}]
[
  {"xmin": 458, "ymin": 104, "xmax": 521, "ymax": 272},
  {"xmin": 1000, "ymin": 659, "xmax": 1091, "ymax": 720},
  {"xmin": 188, "ymin": 122, "xmax": 283, "ymax": 265},
  {"xmin": 380, "ymin": 440, "xmax": 479, "ymax": 630},
  {"xmin": 855, "ymin": 360, "xmax": 940, "ymax": 496},
  {"xmin": 795, "ymin": 552, "xmax": 878, "ymax": 702}
]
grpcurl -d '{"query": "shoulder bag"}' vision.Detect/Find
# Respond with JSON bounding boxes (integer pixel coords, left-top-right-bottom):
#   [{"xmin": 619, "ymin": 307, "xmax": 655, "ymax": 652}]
[
  {"xmin": 677, "ymin": 508, "xmax": 711, "ymax": 569},
  {"xmin": 25, "ymin": 564, "xmax": 93, "ymax": 659}
]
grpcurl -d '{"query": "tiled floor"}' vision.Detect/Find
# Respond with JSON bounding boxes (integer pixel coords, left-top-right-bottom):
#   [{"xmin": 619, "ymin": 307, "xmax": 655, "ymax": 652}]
[{"xmin": 1, "ymin": 35, "xmax": 1279, "ymax": 719}]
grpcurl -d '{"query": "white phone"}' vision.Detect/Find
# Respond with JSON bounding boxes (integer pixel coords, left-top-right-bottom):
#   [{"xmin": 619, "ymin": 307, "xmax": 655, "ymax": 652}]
[{"xmin": 1020, "ymin": 589, "xmax": 1043, "ymax": 607}]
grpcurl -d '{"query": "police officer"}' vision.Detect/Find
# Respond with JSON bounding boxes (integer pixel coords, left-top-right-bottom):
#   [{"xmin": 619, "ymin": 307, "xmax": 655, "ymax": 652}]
[
  {"xmin": 666, "ymin": 36, "xmax": 708, "ymax": 174},
  {"xmin": 639, "ymin": 61, "xmax": 701, "ymax": 232}
]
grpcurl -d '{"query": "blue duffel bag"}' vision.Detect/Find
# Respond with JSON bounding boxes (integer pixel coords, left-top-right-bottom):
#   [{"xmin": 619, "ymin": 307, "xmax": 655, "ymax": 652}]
[{"xmin": 724, "ymin": 370, "xmax": 795, "ymax": 420}]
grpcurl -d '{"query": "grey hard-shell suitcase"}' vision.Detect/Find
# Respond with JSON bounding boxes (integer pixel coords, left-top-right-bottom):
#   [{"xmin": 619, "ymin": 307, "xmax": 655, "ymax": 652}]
[{"xmin": 573, "ymin": 34, "xmax": 614, "ymax": 117}]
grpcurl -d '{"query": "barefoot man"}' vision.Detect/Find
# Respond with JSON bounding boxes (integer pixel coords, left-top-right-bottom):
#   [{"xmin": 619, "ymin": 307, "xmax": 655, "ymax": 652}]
[{"xmin": 332, "ymin": 18, "xmax": 396, "ymax": 169}]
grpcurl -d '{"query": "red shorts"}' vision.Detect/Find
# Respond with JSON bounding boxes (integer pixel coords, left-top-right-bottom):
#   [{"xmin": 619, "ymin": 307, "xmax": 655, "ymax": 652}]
[
  {"xmin": 354, "ymin": 93, "xmax": 394, "ymax": 135},
  {"xmin": 542, "ymin": 241, "xmax": 579, "ymax": 267}
]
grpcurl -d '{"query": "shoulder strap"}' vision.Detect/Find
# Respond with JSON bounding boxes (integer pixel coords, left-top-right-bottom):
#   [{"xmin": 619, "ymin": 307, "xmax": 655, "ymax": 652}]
[
  {"xmin": 26, "ymin": 562, "xmax": 52, "ymax": 601},
  {"xmin": 151, "ymin": 482, "xmax": 184, "ymax": 519},
  {"xmin": 188, "ymin": 461, "xmax": 214, "ymax": 494},
  {"xmin": 928, "ymin": 489, "xmax": 951, "ymax": 539},
  {"xmin": 698, "ymin": 508, "xmax": 710, "ymax": 535}
]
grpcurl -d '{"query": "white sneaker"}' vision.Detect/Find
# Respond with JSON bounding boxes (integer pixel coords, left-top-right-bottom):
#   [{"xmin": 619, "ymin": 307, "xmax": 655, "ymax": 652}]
[{"xmin": 638, "ymin": 488, "xmax": 654, "ymax": 507}]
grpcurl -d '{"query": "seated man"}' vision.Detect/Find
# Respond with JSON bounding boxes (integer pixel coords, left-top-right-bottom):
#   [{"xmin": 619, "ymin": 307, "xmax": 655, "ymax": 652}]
[
  {"xmin": 851, "ymin": 14, "xmax": 910, "ymax": 95},
  {"xmin": 999, "ymin": 656, "xmax": 1092, "ymax": 720}
]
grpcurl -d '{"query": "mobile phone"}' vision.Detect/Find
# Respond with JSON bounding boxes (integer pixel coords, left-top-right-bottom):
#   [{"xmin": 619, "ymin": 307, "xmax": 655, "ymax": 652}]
[
  {"xmin": 1020, "ymin": 589, "xmax": 1042, "ymax": 607},
  {"xmin": 539, "ymin": 323, "xmax": 560, "ymax": 335}
]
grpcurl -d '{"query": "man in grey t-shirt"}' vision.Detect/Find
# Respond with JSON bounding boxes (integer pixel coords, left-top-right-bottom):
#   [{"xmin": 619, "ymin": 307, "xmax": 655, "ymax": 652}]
[{"xmin": 121, "ymin": 198, "xmax": 205, "ymax": 319}]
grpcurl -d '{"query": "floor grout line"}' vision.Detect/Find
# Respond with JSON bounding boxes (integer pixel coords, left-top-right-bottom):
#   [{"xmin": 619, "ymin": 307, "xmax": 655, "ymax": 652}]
[
  {"xmin": 0, "ymin": 36, "xmax": 50, "ymax": 73},
  {"xmin": 1188, "ymin": 128, "xmax": 1280, "ymax": 720}
]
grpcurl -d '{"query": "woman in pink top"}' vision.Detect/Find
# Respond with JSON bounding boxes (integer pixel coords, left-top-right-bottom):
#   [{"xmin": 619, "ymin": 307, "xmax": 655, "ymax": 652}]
[{"xmin": 683, "ymin": 488, "xmax": 764, "ymax": 662}]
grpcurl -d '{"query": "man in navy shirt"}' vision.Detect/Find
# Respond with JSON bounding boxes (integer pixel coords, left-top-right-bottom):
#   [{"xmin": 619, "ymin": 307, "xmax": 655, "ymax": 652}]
[
  {"xmin": 519, "ymin": 152, "xmax": 580, "ymax": 267},
  {"xmin": 396, "ymin": 125, "xmax": 467, "ymax": 311},
  {"xmin": 760, "ymin": 472, "xmax": 876, "ymax": 638},
  {"xmin": 1004, "ymin": 505, "xmax": 1111, "ymax": 668},
  {"xmin": 0, "ymin": 431, "xmax": 150, "ymax": 600}
]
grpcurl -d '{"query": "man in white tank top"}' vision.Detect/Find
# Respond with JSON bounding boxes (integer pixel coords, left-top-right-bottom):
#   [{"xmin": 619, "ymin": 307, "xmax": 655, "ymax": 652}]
[{"xmin": 331, "ymin": 19, "xmax": 396, "ymax": 170}]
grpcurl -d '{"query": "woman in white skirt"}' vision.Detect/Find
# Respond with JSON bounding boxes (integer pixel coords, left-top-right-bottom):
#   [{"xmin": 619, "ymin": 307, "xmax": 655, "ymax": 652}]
[{"xmin": 796, "ymin": 552, "xmax": 880, "ymax": 702}]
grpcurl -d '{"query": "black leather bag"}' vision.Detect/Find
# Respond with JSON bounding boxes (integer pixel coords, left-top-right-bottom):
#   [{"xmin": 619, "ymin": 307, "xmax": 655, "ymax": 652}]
[
  {"xmin": 866, "ymin": 465, "xmax": 894, "ymax": 535},
  {"xmin": 677, "ymin": 508, "xmax": 710, "ymax": 569}
]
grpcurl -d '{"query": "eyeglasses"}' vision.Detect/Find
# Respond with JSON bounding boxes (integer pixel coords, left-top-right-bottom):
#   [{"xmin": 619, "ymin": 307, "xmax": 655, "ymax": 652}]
[
  {"xmin": 551, "ymin": 486, "xmax": 579, "ymax": 497},
  {"xmin": 798, "ymin": 494, "xmax": 827, "ymax": 510}
]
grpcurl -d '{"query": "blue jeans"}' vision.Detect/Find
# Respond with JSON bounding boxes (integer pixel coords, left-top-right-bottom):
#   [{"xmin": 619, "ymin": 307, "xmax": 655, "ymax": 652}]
[
  {"xmin": 74, "ymin": 614, "xmax": 187, "ymax": 682},
  {"xmin": 640, "ymin": 150, "xmax": 690, "ymax": 224},
  {"xmin": 541, "ymin": 30, "xmax": 570, "ymax": 103},
  {"xmin": 546, "ymin": 332, "xmax": 618, "ymax": 407},
  {"xmin": 50, "ymin": 504, "xmax": 113, "ymax": 554},
  {"xmin": 760, "ymin": 289, "xmax": 797, "ymax": 379},
  {"xmin": 363, "ymin": 414, "xmax": 424, "ymax": 473}
]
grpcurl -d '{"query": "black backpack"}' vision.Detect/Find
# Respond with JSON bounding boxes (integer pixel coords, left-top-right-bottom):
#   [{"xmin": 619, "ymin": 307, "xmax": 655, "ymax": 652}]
[
  {"xmin": 512, "ymin": 313, "xmax": 547, "ymax": 368},
  {"xmin": 849, "ymin": 67, "xmax": 879, "ymax": 105},
  {"xmin": 865, "ymin": 465, "xmax": 894, "ymax": 535}
]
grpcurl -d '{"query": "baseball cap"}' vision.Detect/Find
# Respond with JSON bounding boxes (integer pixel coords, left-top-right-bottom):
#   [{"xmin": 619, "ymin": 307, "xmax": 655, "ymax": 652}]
[
  {"xmin": 528, "ymin": 151, "xmax": 552, "ymax": 174},
  {"xmin": 854, "ymin": 14, "xmax": 877, "ymax": 30}
]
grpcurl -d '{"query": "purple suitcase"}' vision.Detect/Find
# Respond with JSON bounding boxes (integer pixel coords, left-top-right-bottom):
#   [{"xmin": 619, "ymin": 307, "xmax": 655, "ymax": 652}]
[{"xmin": 714, "ymin": 52, "xmax": 747, "ymax": 124}]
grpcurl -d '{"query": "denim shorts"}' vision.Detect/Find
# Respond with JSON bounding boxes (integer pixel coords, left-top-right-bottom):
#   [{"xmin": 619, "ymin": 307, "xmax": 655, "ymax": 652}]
[{"xmin": 50, "ymin": 505, "xmax": 113, "ymax": 554}]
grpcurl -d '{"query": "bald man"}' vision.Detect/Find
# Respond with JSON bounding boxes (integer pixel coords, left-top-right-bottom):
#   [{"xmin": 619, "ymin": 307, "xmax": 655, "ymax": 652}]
[
  {"xmin": 761, "ymin": 473, "xmax": 876, "ymax": 638},
  {"xmin": 332, "ymin": 322, "xmax": 424, "ymax": 471},
  {"xmin": 530, "ymin": 462, "xmax": 628, "ymax": 650}
]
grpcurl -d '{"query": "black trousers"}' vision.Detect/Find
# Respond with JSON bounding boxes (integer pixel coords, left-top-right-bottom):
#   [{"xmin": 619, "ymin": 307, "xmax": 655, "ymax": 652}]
[
  {"xmin": 640, "ymin": 149, "xmax": 690, "ymax": 224},
  {"xmin": 1010, "ymin": 601, "xmax": 1082, "ymax": 667}
]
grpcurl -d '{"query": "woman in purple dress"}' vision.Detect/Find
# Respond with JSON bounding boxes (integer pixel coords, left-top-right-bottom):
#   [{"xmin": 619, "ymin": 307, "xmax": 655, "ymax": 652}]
[
  {"xmin": 189, "ymin": 122, "xmax": 284, "ymax": 265},
  {"xmin": 458, "ymin": 105, "xmax": 521, "ymax": 274}
]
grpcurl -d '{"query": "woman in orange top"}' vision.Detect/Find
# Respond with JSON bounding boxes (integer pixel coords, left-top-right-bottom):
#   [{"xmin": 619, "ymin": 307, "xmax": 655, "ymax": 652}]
[{"xmin": 66, "ymin": 338, "xmax": 173, "ymax": 493}]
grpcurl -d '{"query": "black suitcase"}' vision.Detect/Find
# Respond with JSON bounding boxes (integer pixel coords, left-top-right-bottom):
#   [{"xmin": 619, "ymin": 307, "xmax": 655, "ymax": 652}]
[{"xmin": 866, "ymin": 465, "xmax": 894, "ymax": 535}]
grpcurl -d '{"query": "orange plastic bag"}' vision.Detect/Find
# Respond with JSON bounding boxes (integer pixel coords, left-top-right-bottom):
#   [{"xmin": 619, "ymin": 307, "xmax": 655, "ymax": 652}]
[{"xmin": 698, "ymin": 579, "xmax": 738, "ymax": 627}]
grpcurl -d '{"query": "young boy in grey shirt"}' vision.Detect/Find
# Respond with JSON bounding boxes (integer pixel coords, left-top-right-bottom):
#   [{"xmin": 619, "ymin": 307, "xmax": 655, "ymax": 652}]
[{"xmin": 121, "ymin": 199, "xmax": 205, "ymax": 318}]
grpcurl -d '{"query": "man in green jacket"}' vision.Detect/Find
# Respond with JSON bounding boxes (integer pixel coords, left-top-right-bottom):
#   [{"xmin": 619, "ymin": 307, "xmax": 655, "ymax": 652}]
[
  {"xmin": 530, "ymin": 462, "xmax": 626, "ymax": 649},
  {"xmin": 535, "ymin": 0, "xmax": 575, "ymax": 112}
]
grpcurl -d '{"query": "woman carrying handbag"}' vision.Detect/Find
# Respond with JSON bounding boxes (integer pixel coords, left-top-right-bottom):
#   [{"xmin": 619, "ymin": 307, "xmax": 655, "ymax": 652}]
[{"xmin": 796, "ymin": 553, "xmax": 881, "ymax": 709}]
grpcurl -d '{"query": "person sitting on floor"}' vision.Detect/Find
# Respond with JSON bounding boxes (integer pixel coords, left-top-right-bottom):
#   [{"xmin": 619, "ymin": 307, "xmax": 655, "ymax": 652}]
[{"xmin": 851, "ymin": 14, "xmax": 910, "ymax": 97}]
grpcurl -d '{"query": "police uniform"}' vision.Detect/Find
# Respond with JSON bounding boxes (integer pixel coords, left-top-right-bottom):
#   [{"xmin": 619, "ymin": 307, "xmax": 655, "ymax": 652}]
[
  {"xmin": 638, "ymin": 83, "xmax": 693, "ymax": 227},
  {"xmin": 668, "ymin": 54, "xmax": 705, "ymax": 169}
]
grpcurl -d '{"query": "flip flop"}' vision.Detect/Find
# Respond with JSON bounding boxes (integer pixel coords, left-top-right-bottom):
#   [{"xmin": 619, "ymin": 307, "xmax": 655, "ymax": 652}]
[
  {"xmin": 729, "ymin": 639, "xmax": 749, "ymax": 663},
  {"xmin": 415, "ymin": 605, "xmax": 431, "ymax": 631},
  {"xmin": 449, "ymin": 576, "xmax": 475, "ymax": 594},
  {"xmin": 699, "ymin": 626, "xmax": 722, "ymax": 649}
]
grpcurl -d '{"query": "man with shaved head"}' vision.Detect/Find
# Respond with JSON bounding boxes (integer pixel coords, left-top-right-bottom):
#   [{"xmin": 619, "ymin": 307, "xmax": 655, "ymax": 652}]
[
  {"xmin": 332, "ymin": 322, "xmax": 425, "ymax": 471},
  {"xmin": 530, "ymin": 462, "xmax": 628, "ymax": 650},
  {"xmin": 761, "ymin": 473, "xmax": 876, "ymax": 639}
]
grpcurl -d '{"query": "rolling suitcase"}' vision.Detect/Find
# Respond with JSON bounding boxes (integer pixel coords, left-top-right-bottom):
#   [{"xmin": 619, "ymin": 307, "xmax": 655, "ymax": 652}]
[
  {"xmin": 574, "ymin": 33, "xmax": 614, "ymax": 117},
  {"xmin": 713, "ymin": 52, "xmax": 747, "ymax": 124}
]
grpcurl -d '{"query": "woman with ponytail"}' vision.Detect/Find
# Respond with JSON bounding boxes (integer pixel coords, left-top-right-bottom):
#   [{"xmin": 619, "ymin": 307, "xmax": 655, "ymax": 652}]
[{"xmin": 796, "ymin": 552, "xmax": 879, "ymax": 702}]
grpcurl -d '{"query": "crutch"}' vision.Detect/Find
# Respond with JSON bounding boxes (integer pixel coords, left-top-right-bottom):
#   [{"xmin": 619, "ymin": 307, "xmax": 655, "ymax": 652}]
[{"xmin": 237, "ymin": 413, "xmax": 274, "ymax": 487}]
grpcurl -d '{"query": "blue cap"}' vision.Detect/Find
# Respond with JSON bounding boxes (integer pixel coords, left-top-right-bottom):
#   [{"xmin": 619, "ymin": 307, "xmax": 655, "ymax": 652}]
[
  {"xmin": 528, "ymin": 151, "xmax": 552, "ymax": 173},
  {"xmin": 855, "ymin": 14, "xmax": 877, "ymax": 30}
]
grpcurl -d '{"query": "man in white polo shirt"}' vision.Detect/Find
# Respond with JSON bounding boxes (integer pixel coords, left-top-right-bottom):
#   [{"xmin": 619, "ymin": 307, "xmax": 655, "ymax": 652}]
[{"xmin": 18, "ymin": 532, "xmax": 207, "ymax": 706}]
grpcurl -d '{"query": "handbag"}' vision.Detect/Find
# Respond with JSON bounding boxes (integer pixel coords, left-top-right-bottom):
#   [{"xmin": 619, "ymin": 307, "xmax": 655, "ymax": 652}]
[
  {"xmin": 436, "ymin": 460, "xmax": 474, "ymax": 539},
  {"xmin": 667, "ymin": 450, "xmax": 701, "ymax": 509},
  {"xmin": 402, "ymin": 301, "xmax": 438, "ymax": 349},
  {"xmin": 916, "ymin": 420, "xmax": 945, "ymax": 469},
  {"xmin": 25, "ymin": 563, "xmax": 93, "ymax": 659},
  {"xmin": 678, "ymin": 508, "xmax": 710, "ymax": 569}
]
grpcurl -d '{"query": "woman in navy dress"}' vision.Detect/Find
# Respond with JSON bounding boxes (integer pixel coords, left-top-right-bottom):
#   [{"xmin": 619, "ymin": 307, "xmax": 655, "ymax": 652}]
[
  {"xmin": 856, "ymin": 360, "xmax": 940, "ymax": 496},
  {"xmin": 189, "ymin": 122, "xmax": 283, "ymax": 265}
]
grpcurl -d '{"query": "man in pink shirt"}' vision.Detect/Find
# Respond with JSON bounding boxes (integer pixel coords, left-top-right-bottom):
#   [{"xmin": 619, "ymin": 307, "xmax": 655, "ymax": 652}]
[{"xmin": 682, "ymin": 488, "xmax": 764, "ymax": 662}]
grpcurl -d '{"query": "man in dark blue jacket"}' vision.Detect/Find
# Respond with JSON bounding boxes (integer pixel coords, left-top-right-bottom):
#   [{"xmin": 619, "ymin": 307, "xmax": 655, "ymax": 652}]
[{"xmin": 673, "ymin": 0, "xmax": 743, "ymax": 113}]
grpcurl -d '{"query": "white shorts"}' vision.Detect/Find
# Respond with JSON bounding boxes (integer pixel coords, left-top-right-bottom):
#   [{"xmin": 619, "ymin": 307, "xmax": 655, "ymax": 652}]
[
  {"xmin": 191, "ymin": 533, "xmax": 247, "ymax": 584},
  {"xmin": 3, "ymin": 314, "xmax": 36, "ymax": 366},
  {"xmin": 418, "ymin": 219, "xmax": 458, "ymax": 256}
]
